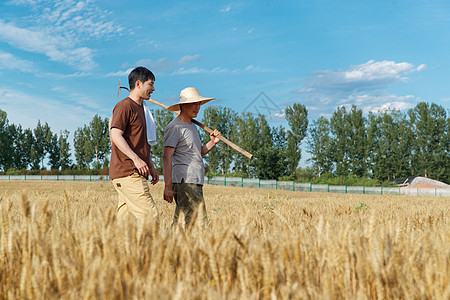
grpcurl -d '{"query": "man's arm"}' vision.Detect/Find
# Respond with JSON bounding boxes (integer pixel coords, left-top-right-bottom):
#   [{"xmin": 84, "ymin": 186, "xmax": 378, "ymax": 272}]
[
  {"xmin": 163, "ymin": 146, "xmax": 175, "ymax": 203},
  {"xmin": 148, "ymin": 156, "xmax": 159, "ymax": 185},
  {"xmin": 201, "ymin": 129, "xmax": 221, "ymax": 157},
  {"xmin": 110, "ymin": 127, "xmax": 151, "ymax": 178}
]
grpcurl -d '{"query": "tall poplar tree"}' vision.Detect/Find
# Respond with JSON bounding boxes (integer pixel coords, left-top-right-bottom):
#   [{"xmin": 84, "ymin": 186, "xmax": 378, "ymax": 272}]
[
  {"xmin": 272, "ymin": 125, "xmax": 288, "ymax": 151},
  {"xmin": 47, "ymin": 132, "xmax": 61, "ymax": 170},
  {"xmin": 367, "ymin": 110, "xmax": 411, "ymax": 181},
  {"xmin": 150, "ymin": 108, "xmax": 174, "ymax": 171},
  {"xmin": 73, "ymin": 125, "xmax": 91, "ymax": 169},
  {"xmin": 9, "ymin": 124, "xmax": 31, "ymax": 170},
  {"xmin": 59, "ymin": 130, "xmax": 72, "ymax": 170},
  {"xmin": 329, "ymin": 105, "xmax": 367, "ymax": 177},
  {"xmin": 89, "ymin": 115, "xmax": 110, "ymax": 169},
  {"xmin": 201, "ymin": 106, "xmax": 238, "ymax": 175},
  {"xmin": 253, "ymin": 114, "xmax": 288, "ymax": 179},
  {"xmin": 408, "ymin": 102, "xmax": 447, "ymax": 180},
  {"xmin": 73, "ymin": 115, "xmax": 110, "ymax": 169},
  {"xmin": 445, "ymin": 117, "xmax": 450, "ymax": 183},
  {"xmin": 20, "ymin": 128, "xmax": 35, "ymax": 170},
  {"xmin": 0, "ymin": 110, "xmax": 14, "ymax": 171},
  {"xmin": 308, "ymin": 116, "xmax": 333, "ymax": 176},
  {"xmin": 330, "ymin": 106, "xmax": 351, "ymax": 176},
  {"xmin": 346, "ymin": 105, "xmax": 367, "ymax": 177},
  {"xmin": 234, "ymin": 112, "xmax": 260, "ymax": 177},
  {"xmin": 32, "ymin": 121, "xmax": 51, "ymax": 169},
  {"xmin": 285, "ymin": 103, "xmax": 308, "ymax": 175}
]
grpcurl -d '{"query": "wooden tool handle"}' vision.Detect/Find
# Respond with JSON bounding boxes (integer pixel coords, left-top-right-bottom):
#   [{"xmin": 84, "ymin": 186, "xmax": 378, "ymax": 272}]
[{"xmin": 147, "ymin": 99, "xmax": 253, "ymax": 160}]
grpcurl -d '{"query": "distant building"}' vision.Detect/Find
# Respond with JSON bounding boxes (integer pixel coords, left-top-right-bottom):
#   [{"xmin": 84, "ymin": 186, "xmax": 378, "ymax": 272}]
[{"xmin": 391, "ymin": 176, "xmax": 450, "ymax": 189}]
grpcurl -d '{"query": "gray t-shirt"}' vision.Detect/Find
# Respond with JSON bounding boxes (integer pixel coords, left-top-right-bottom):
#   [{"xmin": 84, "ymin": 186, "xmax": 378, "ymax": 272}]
[{"xmin": 164, "ymin": 118, "xmax": 204, "ymax": 185}]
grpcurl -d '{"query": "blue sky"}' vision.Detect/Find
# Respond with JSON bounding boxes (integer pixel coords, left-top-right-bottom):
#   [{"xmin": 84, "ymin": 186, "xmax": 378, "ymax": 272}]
[{"xmin": 1, "ymin": 0, "xmax": 449, "ymax": 149}]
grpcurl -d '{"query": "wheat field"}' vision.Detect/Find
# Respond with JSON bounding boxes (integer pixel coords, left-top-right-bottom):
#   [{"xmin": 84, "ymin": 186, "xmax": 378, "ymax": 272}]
[{"xmin": 0, "ymin": 181, "xmax": 449, "ymax": 299}]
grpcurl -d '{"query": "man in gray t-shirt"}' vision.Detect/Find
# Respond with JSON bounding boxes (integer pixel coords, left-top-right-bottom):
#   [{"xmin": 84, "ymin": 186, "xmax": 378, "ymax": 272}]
[
  {"xmin": 163, "ymin": 87, "xmax": 221, "ymax": 227},
  {"xmin": 164, "ymin": 119, "xmax": 205, "ymax": 185}
]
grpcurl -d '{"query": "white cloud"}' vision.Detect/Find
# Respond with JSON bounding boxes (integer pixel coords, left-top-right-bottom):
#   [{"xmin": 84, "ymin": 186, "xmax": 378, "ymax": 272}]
[
  {"xmin": 264, "ymin": 110, "xmax": 286, "ymax": 122},
  {"xmin": 7, "ymin": 0, "xmax": 40, "ymax": 5},
  {"xmin": 0, "ymin": 50, "xmax": 34, "ymax": 71},
  {"xmin": 172, "ymin": 67, "xmax": 210, "ymax": 75},
  {"xmin": 178, "ymin": 54, "xmax": 201, "ymax": 65},
  {"xmin": 367, "ymin": 101, "xmax": 415, "ymax": 113},
  {"xmin": 340, "ymin": 93, "xmax": 415, "ymax": 113},
  {"xmin": 0, "ymin": 19, "xmax": 96, "ymax": 71},
  {"xmin": 417, "ymin": 64, "xmax": 426, "ymax": 71},
  {"xmin": 9, "ymin": 0, "xmax": 47, "ymax": 4},
  {"xmin": 296, "ymin": 60, "xmax": 425, "ymax": 115},
  {"xmin": 107, "ymin": 68, "xmax": 134, "ymax": 77},
  {"xmin": 219, "ymin": 3, "xmax": 247, "ymax": 14},
  {"xmin": 10, "ymin": 0, "xmax": 124, "ymax": 41},
  {"xmin": 244, "ymin": 65, "xmax": 275, "ymax": 72},
  {"xmin": 303, "ymin": 60, "xmax": 422, "ymax": 94},
  {"xmin": 343, "ymin": 60, "xmax": 414, "ymax": 82},
  {"xmin": 1, "ymin": 0, "xmax": 124, "ymax": 71}
]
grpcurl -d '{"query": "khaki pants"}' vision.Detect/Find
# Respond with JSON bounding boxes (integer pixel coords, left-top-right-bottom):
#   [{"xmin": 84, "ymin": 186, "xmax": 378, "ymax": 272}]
[
  {"xmin": 172, "ymin": 179, "xmax": 208, "ymax": 228},
  {"xmin": 112, "ymin": 173, "xmax": 159, "ymax": 232}
]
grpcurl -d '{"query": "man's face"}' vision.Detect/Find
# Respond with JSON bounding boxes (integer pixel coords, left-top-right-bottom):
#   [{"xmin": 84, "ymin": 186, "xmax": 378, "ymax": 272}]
[
  {"xmin": 138, "ymin": 79, "xmax": 155, "ymax": 100},
  {"xmin": 181, "ymin": 102, "xmax": 201, "ymax": 119}
]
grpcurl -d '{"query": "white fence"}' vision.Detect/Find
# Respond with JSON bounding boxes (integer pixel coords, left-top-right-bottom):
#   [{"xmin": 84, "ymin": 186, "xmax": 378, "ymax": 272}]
[
  {"xmin": 0, "ymin": 175, "xmax": 109, "ymax": 181},
  {"xmin": 1, "ymin": 175, "xmax": 449, "ymax": 197}
]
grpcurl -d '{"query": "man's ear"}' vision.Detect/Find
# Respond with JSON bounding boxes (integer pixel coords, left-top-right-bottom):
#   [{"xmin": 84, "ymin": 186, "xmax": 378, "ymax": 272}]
[{"xmin": 134, "ymin": 80, "xmax": 142, "ymax": 89}]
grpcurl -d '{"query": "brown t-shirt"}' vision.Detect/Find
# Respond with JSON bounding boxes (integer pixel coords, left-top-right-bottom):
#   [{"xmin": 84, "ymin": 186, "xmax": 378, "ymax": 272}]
[{"xmin": 109, "ymin": 97, "xmax": 151, "ymax": 180}]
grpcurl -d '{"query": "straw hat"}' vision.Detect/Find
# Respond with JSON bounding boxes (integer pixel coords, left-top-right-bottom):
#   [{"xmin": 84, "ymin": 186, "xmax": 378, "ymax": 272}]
[{"xmin": 167, "ymin": 87, "xmax": 215, "ymax": 111}]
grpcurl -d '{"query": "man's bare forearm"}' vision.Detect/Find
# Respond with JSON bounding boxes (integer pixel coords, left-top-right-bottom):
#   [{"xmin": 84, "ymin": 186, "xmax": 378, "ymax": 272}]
[
  {"xmin": 110, "ymin": 128, "xmax": 140, "ymax": 162},
  {"xmin": 162, "ymin": 147, "xmax": 175, "ymax": 203},
  {"xmin": 163, "ymin": 147, "xmax": 174, "ymax": 186},
  {"xmin": 201, "ymin": 140, "xmax": 217, "ymax": 157}
]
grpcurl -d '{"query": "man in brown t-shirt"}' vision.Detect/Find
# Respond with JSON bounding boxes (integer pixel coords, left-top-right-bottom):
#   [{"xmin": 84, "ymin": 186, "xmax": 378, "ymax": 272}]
[{"xmin": 109, "ymin": 67, "xmax": 159, "ymax": 233}]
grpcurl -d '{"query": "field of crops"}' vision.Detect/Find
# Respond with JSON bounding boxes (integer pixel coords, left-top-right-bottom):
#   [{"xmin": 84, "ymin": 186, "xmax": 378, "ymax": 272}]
[{"xmin": 0, "ymin": 181, "xmax": 449, "ymax": 299}]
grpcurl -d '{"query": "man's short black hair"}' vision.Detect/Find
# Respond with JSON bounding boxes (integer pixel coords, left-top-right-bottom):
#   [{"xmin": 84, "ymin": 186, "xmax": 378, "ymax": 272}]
[{"xmin": 128, "ymin": 66, "xmax": 155, "ymax": 90}]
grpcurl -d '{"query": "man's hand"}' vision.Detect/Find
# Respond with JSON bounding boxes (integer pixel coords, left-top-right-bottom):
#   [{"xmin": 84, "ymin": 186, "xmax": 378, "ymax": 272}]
[
  {"xmin": 163, "ymin": 185, "xmax": 174, "ymax": 203},
  {"xmin": 132, "ymin": 156, "xmax": 149, "ymax": 178},
  {"xmin": 210, "ymin": 129, "xmax": 221, "ymax": 145},
  {"xmin": 202, "ymin": 129, "xmax": 221, "ymax": 157},
  {"xmin": 149, "ymin": 165, "xmax": 159, "ymax": 185}
]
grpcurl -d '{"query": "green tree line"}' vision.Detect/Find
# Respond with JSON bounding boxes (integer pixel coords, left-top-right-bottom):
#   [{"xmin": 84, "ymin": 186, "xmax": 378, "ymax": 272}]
[
  {"xmin": 0, "ymin": 101, "xmax": 448, "ymax": 184},
  {"xmin": 308, "ymin": 102, "xmax": 449, "ymax": 184},
  {"xmin": 197, "ymin": 102, "xmax": 448, "ymax": 184},
  {"xmin": 0, "ymin": 110, "xmax": 110, "ymax": 173}
]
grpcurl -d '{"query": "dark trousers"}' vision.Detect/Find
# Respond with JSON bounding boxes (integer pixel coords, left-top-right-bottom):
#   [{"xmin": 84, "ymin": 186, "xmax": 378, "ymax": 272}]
[{"xmin": 172, "ymin": 179, "xmax": 208, "ymax": 227}]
